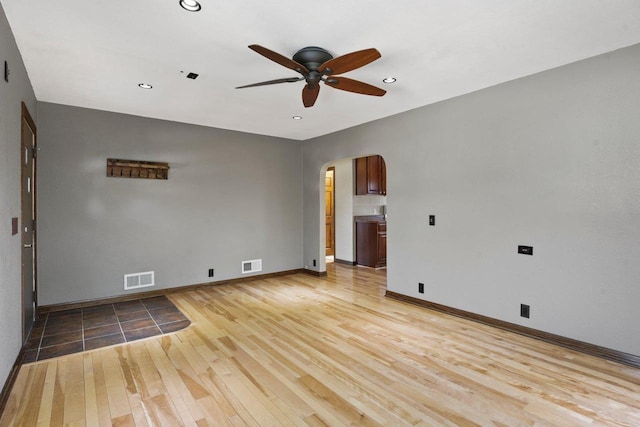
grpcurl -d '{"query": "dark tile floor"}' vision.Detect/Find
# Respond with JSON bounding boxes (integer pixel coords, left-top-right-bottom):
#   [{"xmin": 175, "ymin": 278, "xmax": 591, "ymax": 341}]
[{"xmin": 23, "ymin": 295, "xmax": 191, "ymax": 363}]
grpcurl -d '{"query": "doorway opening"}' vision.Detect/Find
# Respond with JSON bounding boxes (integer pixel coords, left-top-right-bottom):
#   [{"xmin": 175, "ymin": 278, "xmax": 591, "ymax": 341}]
[
  {"xmin": 321, "ymin": 155, "xmax": 387, "ymax": 276},
  {"xmin": 325, "ymin": 167, "xmax": 335, "ymax": 264}
]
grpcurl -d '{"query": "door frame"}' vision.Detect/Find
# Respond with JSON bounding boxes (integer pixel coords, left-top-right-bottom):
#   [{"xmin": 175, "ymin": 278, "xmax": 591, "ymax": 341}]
[
  {"xmin": 21, "ymin": 102, "xmax": 37, "ymax": 342},
  {"xmin": 325, "ymin": 167, "xmax": 335, "ymax": 257}
]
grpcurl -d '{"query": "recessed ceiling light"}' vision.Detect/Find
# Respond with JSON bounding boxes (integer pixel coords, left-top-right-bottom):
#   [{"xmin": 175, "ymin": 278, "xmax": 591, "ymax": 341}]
[
  {"xmin": 179, "ymin": 0, "xmax": 201, "ymax": 12},
  {"xmin": 382, "ymin": 77, "xmax": 397, "ymax": 84},
  {"xmin": 292, "ymin": 116, "xmax": 302, "ymax": 120},
  {"xmin": 138, "ymin": 83, "xmax": 153, "ymax": 89}
]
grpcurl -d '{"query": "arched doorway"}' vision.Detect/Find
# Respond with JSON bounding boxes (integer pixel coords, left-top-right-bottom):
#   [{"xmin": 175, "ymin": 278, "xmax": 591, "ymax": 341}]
[{"xmin": 321, "ymin": 155, "xmax": 387, "ymax": 274}]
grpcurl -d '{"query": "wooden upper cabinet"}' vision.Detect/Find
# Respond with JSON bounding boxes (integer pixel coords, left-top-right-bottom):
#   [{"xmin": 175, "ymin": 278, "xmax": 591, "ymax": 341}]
[
  {"xmin": 367, "ymin": 155, "xmax": 385, "ymax": 195},
  {"xmin": 355, "ymin": 155, "xmax": 386, "ymax": 195}
]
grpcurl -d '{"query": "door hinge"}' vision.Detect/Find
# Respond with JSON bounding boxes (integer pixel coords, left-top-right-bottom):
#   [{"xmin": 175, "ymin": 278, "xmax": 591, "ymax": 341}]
[
  {"xmin": 32, "ymin": 218, "xmax": 37, "ymax": 231},
  {"xmin": 32, "ymin": 146, "xmax": 38, "ymax": 159}
]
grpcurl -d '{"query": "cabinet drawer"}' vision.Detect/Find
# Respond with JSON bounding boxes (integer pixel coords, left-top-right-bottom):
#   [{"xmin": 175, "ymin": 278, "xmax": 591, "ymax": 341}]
[{"xmin": 378, "ymin": 222, "xmax": 386, "ymax": 233}]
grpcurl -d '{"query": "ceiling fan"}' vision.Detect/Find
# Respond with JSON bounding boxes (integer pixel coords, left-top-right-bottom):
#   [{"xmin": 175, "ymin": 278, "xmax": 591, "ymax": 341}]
[{"xmin": 236, "ymin": 45, "xmax": 387, "ymax": 108}]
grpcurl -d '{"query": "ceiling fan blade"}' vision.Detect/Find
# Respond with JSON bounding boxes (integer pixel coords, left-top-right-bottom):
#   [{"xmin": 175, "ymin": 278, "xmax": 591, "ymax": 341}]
[
  {"xmin": 302, "ymin": 84, "xmax": 320, "ymax": 108},
  {"xmin": 324, "ymin": 77, "xmax": 386, "ymax": 96},
  {"xmin": 318, "ymin": 48, "xmax": 381, "ymax": 75},
  {"xmin": 236, "ymin": 77, "xmax": 303, "ymax": 89},
  {"xmin": 248, "ymin": 45, "xmax": 309, "ymax": 74}
]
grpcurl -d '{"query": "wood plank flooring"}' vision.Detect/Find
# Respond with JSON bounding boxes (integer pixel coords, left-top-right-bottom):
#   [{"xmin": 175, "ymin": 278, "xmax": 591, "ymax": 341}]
[{"xmin": 2, "ymin": 264, "xmax": 639, "ymax": 426}]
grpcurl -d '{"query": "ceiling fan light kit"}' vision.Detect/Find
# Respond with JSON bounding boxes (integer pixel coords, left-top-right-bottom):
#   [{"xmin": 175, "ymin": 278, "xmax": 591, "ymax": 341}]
[{"xmin": 236, "ymin": 44, "xmax": 387, "ymax": 108}]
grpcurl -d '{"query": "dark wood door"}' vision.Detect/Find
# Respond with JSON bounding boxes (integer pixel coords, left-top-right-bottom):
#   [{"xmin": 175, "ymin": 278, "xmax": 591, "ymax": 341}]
[
  {"xmin": 21, "ymin": 103, "xmax": 37, "ymax": 342},
  {"xmin": 325, "ymin": 167, "xmax": 335, "ymax": 256}
]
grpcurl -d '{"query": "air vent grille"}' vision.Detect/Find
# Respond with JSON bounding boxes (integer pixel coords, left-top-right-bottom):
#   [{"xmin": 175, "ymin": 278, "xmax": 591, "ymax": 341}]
[
  {"xmin": 124, "ymin": 271, "xmax": 155, "ymax": 290},
  {"xmin": 242, "ymin": 259, "xmax": 262, "ymax": 274}
]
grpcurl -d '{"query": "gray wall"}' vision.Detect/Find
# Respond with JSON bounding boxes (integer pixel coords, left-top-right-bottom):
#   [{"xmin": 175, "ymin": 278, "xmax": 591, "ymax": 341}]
[
  {"xmin": 0, "ymin": 3, "xmax": 37, "ymax": 388},
  {"xmin": 37, "ymin": 103, "xmax": 303, "ymax": 305},
  {"xmin": 303, "ymin": 44, "xmax": 640, "ymax": 356}
]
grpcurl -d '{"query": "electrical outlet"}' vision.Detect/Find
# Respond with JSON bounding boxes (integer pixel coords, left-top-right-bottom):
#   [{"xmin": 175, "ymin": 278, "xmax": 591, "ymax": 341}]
[
  {"xmin": 518, "ymin": 245, "xmax": 533, "ymax": 255},
  {"xmin": 208, "ymin": 268, "xmax": 214, "ymax": 277},
  {"xmin": 313, "ymin": 259, "xmax": 316, "ymax": 267},
  {"xmin": 520, "ymin": 304, "xmax": 530, "ymax": 318},
  {"xmin": 418, "ymin": 282, "xmax": 424, "ymax": 294},
  {"xmin": 429, "ymin": 215, "xmax": 435, "ymax": 226}
]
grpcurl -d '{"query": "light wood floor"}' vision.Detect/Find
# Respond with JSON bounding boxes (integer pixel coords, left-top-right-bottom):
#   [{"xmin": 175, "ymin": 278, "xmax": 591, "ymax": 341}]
[{"xmin": 2, "ymin": 264, "xmax": 639, "ymax": 426}]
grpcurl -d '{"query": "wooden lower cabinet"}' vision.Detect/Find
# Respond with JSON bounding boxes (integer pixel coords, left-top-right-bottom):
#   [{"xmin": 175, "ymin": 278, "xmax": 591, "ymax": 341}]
[{"xmin": 356, "ymin": 220, "xmax": 387, "ymax": 268}]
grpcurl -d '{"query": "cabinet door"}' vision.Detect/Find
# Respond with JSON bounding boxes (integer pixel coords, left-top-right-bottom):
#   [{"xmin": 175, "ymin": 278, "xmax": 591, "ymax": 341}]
[
  {"xmin": 356, "ymin": 222, "xmax": 377, "ymax": 267},
  {"xmin": 377, "ymin": 232, "xmax": 387, "ymax": 267},
  {"xmin": 380, "ymin": 156, "xmax": 386, "ymax": 195},
  {"xmin": 355, "ymin": 157, "xmax": 368, "ymax": 195},
  {"xmin": 355, "ymin": 155, "xmax": 387, "ymax": 196},
  {"xmin": 367, "ymin": 155, "xmax": 382, "ymax": 194}
]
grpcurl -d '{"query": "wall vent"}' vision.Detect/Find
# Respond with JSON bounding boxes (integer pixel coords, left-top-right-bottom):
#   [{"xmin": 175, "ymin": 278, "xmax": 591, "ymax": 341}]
[
  {"xmin": 124, "ymin": 271, "xmax": 155, "ymax": 290},
  {"xmin": 242, "ymin": 259, "xmax": 262, "ymax": 274}
]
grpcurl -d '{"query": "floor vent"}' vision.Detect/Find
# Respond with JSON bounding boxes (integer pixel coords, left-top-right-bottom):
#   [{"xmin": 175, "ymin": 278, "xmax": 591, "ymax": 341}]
[
  {"xmin": 124, "ymin": 271, "xmax": 155, "ymax": 290},
  {"xmin": 242, "ymin": 259, "xmax": 262, "ymax": 274}
]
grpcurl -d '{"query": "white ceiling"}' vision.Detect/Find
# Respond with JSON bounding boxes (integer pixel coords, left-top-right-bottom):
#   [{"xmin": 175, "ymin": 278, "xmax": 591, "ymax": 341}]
[{"xmin": 3, "ymin": 0, "xmax": 640, "ymax": 141}]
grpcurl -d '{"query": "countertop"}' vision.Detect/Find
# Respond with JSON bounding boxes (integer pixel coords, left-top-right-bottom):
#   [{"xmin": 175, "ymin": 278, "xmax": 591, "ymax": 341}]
[{"xmin": 354, "ymin": 215, "xmax": 386, "ymax": 222}]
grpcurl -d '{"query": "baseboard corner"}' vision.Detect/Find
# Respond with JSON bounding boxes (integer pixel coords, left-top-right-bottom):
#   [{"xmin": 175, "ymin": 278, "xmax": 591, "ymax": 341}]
[
  {"xmin": 303, "ymin": 269, "xmax": 328, "ymax": 277},
  {"xmin": 334, "ymin": 258, "xmax": 357, "ymax": 266},
  {"xmin": 0, "ymin": 347, "xmax": 25, "ymax": 418}
]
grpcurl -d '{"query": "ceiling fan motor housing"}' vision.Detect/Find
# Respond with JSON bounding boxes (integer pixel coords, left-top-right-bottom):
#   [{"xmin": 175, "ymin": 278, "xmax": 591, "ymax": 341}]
[{"xmin": 292, "ymin": 46, "xmax": 333, "ymax": 71}]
